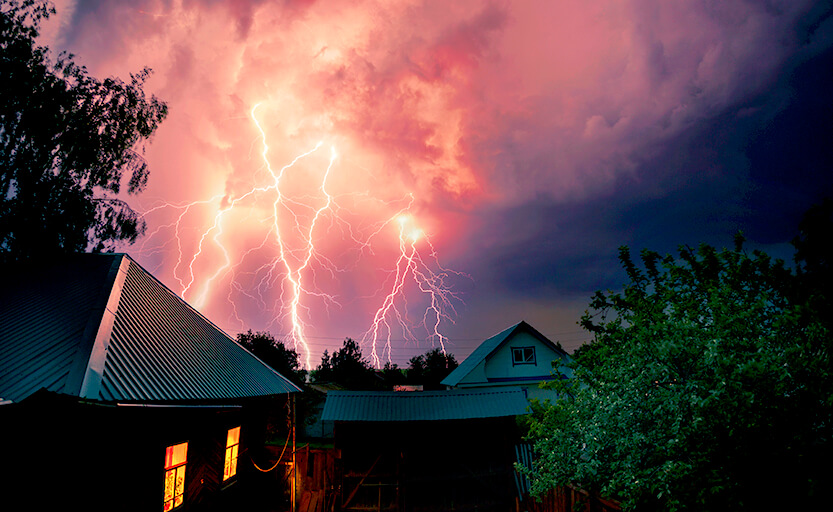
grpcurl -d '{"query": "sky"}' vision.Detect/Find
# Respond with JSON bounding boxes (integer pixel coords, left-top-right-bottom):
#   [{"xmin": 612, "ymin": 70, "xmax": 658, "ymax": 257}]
[{"xmin": 40, "ymin": 0, "xmax": 833, "ymax": 368}]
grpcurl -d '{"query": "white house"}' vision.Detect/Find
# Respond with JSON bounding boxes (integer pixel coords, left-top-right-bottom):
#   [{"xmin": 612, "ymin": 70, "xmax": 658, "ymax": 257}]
[{"xmin": 441, "ymin": 321, "xmax": 572, "ymax": 401}]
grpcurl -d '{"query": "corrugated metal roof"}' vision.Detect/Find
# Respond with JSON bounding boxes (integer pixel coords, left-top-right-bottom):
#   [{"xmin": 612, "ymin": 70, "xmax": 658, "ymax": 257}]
[
  {"xmin": 321, "ymin": 387, "xmax": 530, "ymax": 422},
  {"xmin": 0, "ymin": 255, "xmax": 119, "ymax": 403},
  {"xmin": 441, "ymin": 320, "xmax": 568, "ymax": 387},
  {"xmin": 0, "ymin": 253, "xmax": 301, "ymax": 403}
]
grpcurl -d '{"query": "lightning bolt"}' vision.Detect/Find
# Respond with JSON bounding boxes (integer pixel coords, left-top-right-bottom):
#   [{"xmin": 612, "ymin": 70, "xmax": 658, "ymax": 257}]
[
  {"xmin": 362, "ymin": 214, "xmax": 464, "ymax": 368},
  {"xmin": 136, "ymin": 103, "xmax": 466, "ymax": 369}
]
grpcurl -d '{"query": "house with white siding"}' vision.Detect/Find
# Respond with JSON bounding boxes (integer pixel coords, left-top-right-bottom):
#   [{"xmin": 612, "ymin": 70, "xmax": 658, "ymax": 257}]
[{"xmin": 441, "ymin": 320, "xmax": 572, "ymax": 401}]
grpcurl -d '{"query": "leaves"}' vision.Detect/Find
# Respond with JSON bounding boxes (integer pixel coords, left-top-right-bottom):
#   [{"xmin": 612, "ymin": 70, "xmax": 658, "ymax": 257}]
[
  {"xmin": 406, "ymin": 347, "xmax": 458, "ymax": 389},
  {"xmin": 236, "ymin": 330, "xmax": 307, "ymax": 387},
  {"xmin": 0, "ymin": 0, "xmax": 167, "ymax": 262},
  {"xmin": 313, "ymin": 338, "xmax": 379, "ymax": 389},
  {"xmin": 526, "ymin": 237, "xmax": 832, "ymax": 510}
]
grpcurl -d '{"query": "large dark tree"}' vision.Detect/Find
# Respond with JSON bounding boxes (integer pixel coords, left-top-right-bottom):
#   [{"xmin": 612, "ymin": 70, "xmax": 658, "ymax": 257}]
[
  {"xmin": 406, "ymin": 347, "xmax": 458, "ymax": 390},
  {"xmin": 313, "ymin": 338, "xmax": 379, "ymax": 390},
  {"xmin": 0, "ymin": 0, "xmax": 167, "ymax": 262},
  {"xmin": 236, "ymin": 330, "xmax": 307, "ymax": 387},
  {"xmin": 525, "ymin": 235, "xmax": 832, "ymax": 511}
]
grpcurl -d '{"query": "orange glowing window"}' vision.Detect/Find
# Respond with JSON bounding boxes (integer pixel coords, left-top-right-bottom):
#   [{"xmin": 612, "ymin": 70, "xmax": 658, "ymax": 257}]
[
  {"xmin": 163, "ymin": 442, "xmax": 188, "ymax": 511},
  {"xmin": 223, "ymin": 426, "xmax": 241, "ymax": 481}
]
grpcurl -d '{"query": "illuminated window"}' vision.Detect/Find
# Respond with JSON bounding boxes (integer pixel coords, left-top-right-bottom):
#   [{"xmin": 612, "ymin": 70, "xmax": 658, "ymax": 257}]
[
  {"xmin": 223, "ymin": 427, "xmax": 241, "ymax": 481},
  {"xmin": 512, "ymin": 346, "xmax": 536, "ymax": 366},
  {"xmin": 163, "ymin": 442, "xmax": 188, "ymax": 511}
]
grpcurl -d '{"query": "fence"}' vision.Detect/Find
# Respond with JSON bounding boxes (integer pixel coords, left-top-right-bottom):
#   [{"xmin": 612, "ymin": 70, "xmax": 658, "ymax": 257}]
[
  {"xmin": 521, "ymin": 486, "xmax": 621, "ymax": 512},
  {"xmin": 515, "ymin": 444, "xmax": 620, "ymax": 512}
]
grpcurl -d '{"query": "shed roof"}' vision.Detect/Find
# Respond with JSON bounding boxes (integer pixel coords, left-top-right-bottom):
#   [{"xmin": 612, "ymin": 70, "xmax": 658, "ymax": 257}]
[
  {"xmin": 441, "ymin": 321, "xmax": 568, "ymax": 387},
  {"xmin": 321, "ymin": 387, "xmax": 530, "ymax": 422},
  {"xmin": 0, "ymin": 253, "xmax": 301, "ymax": 403}
]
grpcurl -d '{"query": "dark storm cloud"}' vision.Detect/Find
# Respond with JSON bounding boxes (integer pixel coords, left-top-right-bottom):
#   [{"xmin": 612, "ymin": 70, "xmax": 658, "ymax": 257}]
[{"xmin": 467, "ymin": 14, "xmax": 833, "ymax": 301}]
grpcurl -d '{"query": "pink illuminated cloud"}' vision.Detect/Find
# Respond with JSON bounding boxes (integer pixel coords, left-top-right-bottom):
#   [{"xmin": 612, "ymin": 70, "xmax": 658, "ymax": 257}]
[{"xmin": 40, "ymin": 0, "xmax": 826, "ymax": 365}]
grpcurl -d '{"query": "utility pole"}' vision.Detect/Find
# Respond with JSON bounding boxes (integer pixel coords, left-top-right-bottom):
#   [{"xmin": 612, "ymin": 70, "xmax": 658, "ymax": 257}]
[{"xmin": 292, "ymin": 393, "xmax": 297, "ymax": 511}]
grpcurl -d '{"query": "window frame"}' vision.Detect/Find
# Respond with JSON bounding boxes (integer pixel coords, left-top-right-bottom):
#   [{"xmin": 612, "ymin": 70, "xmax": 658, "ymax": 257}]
[
  {"xmin": 223, "ymin": 426, "xmax": 241, "ymax": 483},
  {"xmin": 163, "ymin": 441, "xmax": 188, "ymax": 511},
  {"xmin": 511, "ymin": 346, "xmax": 536, "ymax": 366}
]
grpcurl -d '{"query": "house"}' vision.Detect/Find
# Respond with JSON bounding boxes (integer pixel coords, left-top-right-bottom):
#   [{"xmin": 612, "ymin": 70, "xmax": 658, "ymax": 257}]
[
  {"xmin": 321, "ymin": 387, "xmax": 530, "ymax": 511},
  {"xmin": 441, "ymin": 321, "xmax": 572, "ymax": 401},
  {"xmin": 0, "ymin": 253, "xmax": 302, "ymax": 512}
]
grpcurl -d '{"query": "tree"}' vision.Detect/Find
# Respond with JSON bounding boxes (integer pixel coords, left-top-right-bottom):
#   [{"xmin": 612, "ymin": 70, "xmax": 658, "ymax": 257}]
[
  {"xmin": 380, "ymin": 361, "xmax": 407, "ymax": 389},
  {"xmin": 313, "ymin": 338, "xmax": 379, "ymax": 390},
  {"xmin": 793, "ymin": 197, "xmax": 833, "ymax": 327},
  {"xmin": 406, "ymin": 347, "xmax": 458, "ymax": 389},
  {"xmin": 236, "ymin": 330, "xmax": 306, "ymax": 387},
  {"xmin": 525, "ymin": 235, "xmax": 832, "ymax": 510},
  {"xmin": 0, "ymin": 0, "xmax": 167, "ymax": 262}
]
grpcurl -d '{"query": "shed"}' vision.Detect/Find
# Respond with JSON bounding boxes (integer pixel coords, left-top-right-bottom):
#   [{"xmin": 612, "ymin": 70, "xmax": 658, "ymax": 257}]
[
  {"xmin": 0, "ymin": 253, "xmax": 301, "ymax": 511},
  {"xmin": 321, "ymin": 388, "xmax": 530, "ymax": 511}
]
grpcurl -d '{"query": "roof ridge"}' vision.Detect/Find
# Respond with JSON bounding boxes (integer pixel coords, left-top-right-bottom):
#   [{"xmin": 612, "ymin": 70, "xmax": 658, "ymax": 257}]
[{"xmin": 63, "ymin": 254, "xmax": 127, "ymax": 397}]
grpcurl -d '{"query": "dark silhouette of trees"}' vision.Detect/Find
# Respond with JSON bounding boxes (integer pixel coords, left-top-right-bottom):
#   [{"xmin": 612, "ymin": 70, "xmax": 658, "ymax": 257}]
[
  {"xmin": 0, "ymin": 0, "xmax": 167, "ymax": 262},
  {"xmin": 236, "ymin": 330, "xmax": 306, "ymax": 387},
  {"xmin": 793, "ymin": 197, "xmax": 833, "ymax": 327},
  {"xmin": 380, "ymin": 361, "xmax": 407, "ymax": 388},
  {"xmin": 526, "ymin": 234, "xmax": 831, "ymax": 510},
  {"xmin": 313, "ymin": 338, "xmax": 379, "ymax": 390},
  {"xmin": 406, "ymin": 347, "xmax": 458, "ymax": 389},
  {"xmin": 311, "ymin": 341, "xmax": 459, "ymax": 390}
]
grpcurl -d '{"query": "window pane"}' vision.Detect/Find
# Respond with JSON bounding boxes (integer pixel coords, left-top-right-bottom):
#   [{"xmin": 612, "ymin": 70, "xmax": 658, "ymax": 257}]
[
  {"xmin": 226, "ymin": 426, "xmax": 240, "ymax": 447},
  {"xmin": 164, "ymin": 469, "xmax": 175, "ymax": 502},
  {"xmin": 230, "ymin": 445, "xmax": 238, "ymax": 477},
  {"xmin": 165, "ymin": 442, "xmax": 188, "ymax": 469},
  {"xmin": 175, "ymin": 466, "xmax": 186, "ymax": 498},
  {"xmin": 224, "ymin": 448, "xmax": 232, "ymax": 480},
  {"xmin": 512, "ymin": 348, "xmax": 522, "ymax": 363}
]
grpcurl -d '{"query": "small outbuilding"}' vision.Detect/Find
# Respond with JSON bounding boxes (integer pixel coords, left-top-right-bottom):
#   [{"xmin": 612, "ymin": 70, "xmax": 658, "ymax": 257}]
[
  {"xmin": 321, "ymin": 387, "xmax": 530, "ymax": 511},
  {"xmin": 0, "ymin": 253, "xmax": 301, "ymax": 511}
]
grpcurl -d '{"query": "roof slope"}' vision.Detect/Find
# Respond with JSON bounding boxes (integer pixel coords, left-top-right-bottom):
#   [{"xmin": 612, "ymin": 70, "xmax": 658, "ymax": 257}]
[
  {"xmin": 0, "ymin": 255, "xmax": 120, "ymax": 403},
  {"xmin": 321, "ymin": 387, "xmax": 530, "ymax": 422},
  {"xmin": 441, "ymin": 320, "xmax": 568, "ymax": 387},
  {"xmin": 0, "ymin": 254, "xmax": 300, "ymax": 403}
]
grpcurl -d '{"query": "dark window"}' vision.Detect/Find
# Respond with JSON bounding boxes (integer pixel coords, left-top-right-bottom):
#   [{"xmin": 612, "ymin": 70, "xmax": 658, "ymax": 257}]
[{"xmin": 512, "ymin": 346, "xmax": 536, "ymax": 366}]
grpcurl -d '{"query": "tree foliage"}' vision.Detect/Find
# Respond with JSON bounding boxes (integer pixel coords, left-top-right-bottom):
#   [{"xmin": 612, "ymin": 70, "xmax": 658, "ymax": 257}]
[
  {"xmin": 236, "ymin": 330, "xmax": 306, "ymax": 387},
  {"xmin": 406, "ymin": 347, "xmax": 458, "ymax": 389},
  {"xmin": 313, "ymin": 338, "xmax": 379, "ymax": 390},
  {"xmin": 0, "ymin": 0, "xmax": 167, "ymax": 262},
  {"xmin": 526, "ymin": 235, "xmax": 831, "ymax": 510},
  {"xmin": 793, "ymin": 197, "xmax": 833, "ymax": 327}
]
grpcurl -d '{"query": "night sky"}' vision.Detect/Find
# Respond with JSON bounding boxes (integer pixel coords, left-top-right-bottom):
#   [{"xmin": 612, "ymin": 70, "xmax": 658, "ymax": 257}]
[{"xmin": 41, "ymin": 1, "xmax": 833, "ymax": 367}]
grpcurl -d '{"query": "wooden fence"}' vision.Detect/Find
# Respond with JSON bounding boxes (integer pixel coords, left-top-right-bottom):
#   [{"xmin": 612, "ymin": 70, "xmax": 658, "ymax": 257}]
[
  {"xmin": 521, "ymin": 486, "xmax": 621, "ymax": 512},
  {"xmin": 515, "ymin": 444, "xmax": 621, "ymax": 512}
]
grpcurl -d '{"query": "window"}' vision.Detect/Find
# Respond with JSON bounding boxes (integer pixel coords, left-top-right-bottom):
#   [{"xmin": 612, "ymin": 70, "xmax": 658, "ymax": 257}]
[
  {"xmin": 512, "ymin": 346, "xmax": 536, "ymax": 366},
  {"xmin": 163, "ymin": 442, "xmax": 188, "ymax": 511},
  {"xmin": 223, "ymin": 427, "xmax": 241, "ymax": 481}
]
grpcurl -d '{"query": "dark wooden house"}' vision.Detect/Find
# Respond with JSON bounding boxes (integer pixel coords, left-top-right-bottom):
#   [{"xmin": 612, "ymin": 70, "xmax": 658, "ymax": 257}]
[
  {"xmin": 0, "ymin": 254, "xmax": 301, "ymax": 511},
  {"xmin": 321, "ymin": 388, "xmax": 530, "ymax": 511}
]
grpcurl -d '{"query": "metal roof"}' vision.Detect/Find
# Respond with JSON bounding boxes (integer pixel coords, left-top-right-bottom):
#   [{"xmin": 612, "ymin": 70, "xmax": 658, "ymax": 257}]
[
  {"xmin": 0, "ymin": 255, "xmax": 118, "ymax": 403},
  {"xmin": 441, "ymin": 320, "xmax": 569, "ymax": 387},
  {"xmin": 321, "ymin": 387, "xmax": 530, "ymax": 422},
  {"xmin": 0, "ymin": 254, "xmax": 300, "ymax": 403}
]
